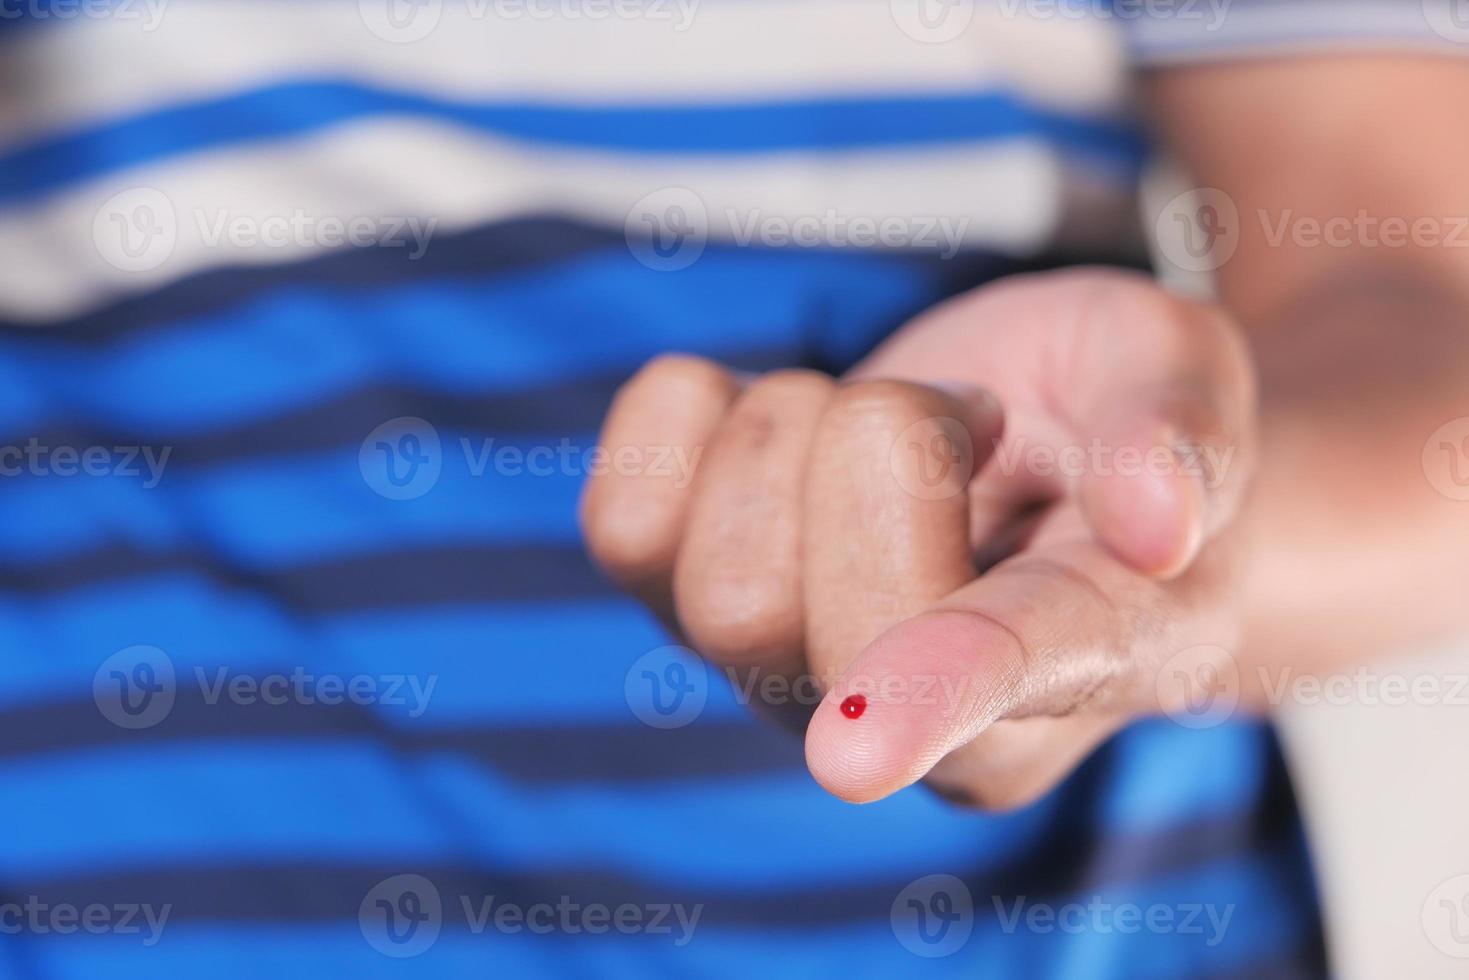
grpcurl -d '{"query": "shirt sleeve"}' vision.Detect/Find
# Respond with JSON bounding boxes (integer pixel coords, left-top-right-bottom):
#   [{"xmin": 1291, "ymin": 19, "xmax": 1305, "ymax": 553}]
[{"xmin": 1115, "ymin": 0, "xmax": 1469, "ymax": 65}]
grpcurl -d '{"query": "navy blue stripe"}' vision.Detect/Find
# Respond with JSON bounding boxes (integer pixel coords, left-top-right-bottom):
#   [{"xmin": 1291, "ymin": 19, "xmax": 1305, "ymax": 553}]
[
  {"xmin": 0, "ymin": 687, "xmax": 1306, "ymax": 813},
  {"xmin": 0, "ymin": 684, "xmax": 1305, "ymax": 841},
  {"xmin": 0, "ymin": 80, "xmax": 1147, "ymax": 205},
  {"xmin": 0, "ymin": 214, "xmax": 1080, "ymax": 347},
  {"xmin": 0, "ymin": 916, "xmax": 1319, "ymax": 980},
  {"xmin": 4, "ymin": 772, "xmax": 1305, "ymax": 929},
  {"xmin": 1205, "ymin": 940, "xmax": 1329, "ymax": 980},
  {"xmin": 0, "ymin": 343, "xmax": 796, "ymax": 466},
  {"xmin": 0, "ymin": 692, "xmax": 803, "ymax": 783},
  {"xmin": 0, "ymin": 542, "xmax": 608, "ymax": 606},
  {"xmin": 0, "ymin": 217, "xmax": 628, "ymax": 342},
  {"xmin": 0, "ymin": 245, "xmax": 934, "ymax": 436},
  {"xmin": 0, "ymin": 246, "xmax": 1113, "ymax": 463}
]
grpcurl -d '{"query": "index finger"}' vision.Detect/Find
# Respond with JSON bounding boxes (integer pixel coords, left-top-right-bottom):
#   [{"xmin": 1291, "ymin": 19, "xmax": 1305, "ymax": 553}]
[{"xmin": 804, "ymin": 530, "xmax": 1199, "ymax": 803}]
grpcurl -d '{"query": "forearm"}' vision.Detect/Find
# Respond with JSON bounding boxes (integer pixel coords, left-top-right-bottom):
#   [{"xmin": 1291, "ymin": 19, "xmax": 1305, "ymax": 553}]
[
  {"xmin": 1142, "ymin": 55, "xmax": 1469, "ymax": 674},
  {"xmin": 1233, "ymin": 269, "xmax": 1469, "ymax": 673}
]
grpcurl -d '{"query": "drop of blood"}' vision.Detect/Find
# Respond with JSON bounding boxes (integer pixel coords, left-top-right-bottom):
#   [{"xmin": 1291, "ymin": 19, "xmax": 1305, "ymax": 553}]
[{"xmin": 840, "ymin": 694, "xmax": 867, "ymax": 719}]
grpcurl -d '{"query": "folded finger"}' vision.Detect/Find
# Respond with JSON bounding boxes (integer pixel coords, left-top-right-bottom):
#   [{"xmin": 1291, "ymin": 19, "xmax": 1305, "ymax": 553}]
[
  {"xmin": 580, "ymin": 354, "xmax": 740, "ymax": 618},
  {"xmin": 801, "ymin": 380, "xmax": 1002, "ymax": 682},
  {"xmin": 673, "ymin": 370, "xmax": 834, "ymax": 683}
]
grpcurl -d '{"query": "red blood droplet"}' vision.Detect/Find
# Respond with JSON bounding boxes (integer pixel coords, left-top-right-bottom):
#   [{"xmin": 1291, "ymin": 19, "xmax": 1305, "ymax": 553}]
[{"xmin": 840, "ymin": 694, "xmax": 867, "ymax": 719}]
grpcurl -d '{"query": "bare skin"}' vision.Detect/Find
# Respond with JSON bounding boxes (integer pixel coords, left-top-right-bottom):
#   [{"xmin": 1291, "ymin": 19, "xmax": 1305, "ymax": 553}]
[{"xmin": 582, "ymin": 55, "xmax": 1469, "ymax": 809}]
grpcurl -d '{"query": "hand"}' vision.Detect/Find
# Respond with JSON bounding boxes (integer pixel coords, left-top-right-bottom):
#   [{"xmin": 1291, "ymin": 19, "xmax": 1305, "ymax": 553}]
[{"xmin": 581, "ymin": 268, "xmax": 1257, "ymax": 808}]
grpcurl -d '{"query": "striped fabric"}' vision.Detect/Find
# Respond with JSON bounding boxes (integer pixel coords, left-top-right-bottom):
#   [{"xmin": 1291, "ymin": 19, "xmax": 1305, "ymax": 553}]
[{"xmin": 3, "ymin": 0, "xmax": 1441, "ymax": 975}]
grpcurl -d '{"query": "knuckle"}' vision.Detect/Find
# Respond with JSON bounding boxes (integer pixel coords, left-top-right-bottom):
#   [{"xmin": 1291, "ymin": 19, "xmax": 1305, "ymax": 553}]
[
  {"xmin": 986, "ymin": 557, "xmax": 1136, "ymax": 709},
  {"xmin": 601, "ymin": 353, "xmax": 734, "ymax": 437},
  {"xmin": 714, "ymin": 402, "xmax": 779, "ymax": 454},
  {"xmin": 926, "ymin": 605, "xmax": 1035, "ymax": 705},
  {"xmin": 999, "ymin": 555, "xmax": 1125, "ymax": 623},
  {"xmin": 746, "ymin": 368, "xmax": 835, "ymax": 406},
  {"xmin": 820, "ymin": 379, "xmax": 950, "ymax": 439},
  {"xmin": 673, "ymin": 564, "xmax": 800, "ymax": 662},
  {"xmin": 713, "ymin": 371, "xmax": 832, "ymax": 455},
  {"xmin": 620, "ymin": 353, "xmax": 730, "ymax": 403}
]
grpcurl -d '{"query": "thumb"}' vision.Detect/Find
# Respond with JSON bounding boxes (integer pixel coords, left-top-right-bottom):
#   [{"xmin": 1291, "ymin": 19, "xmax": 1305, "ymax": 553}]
[{"xmin": 1077, "ymin": 388, "xmax": 1249, "ymax": 578}]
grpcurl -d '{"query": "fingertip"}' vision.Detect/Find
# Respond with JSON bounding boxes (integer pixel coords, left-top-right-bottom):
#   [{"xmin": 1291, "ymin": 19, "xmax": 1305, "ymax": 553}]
[
  {"xmin": 805, "ymin": 689, "xmax": 934, "ymax": 804},
  {"xmin": 803, "ymin": 704, "xmax": 894, "ymax": 804},
  {"xmin": 802, "ymin": 612, "xmax": 1000, "ymax": 804},
  {"xmin": 1081, "ymin": 458, "xmax": 1206, "ymax": 579},
  {"xmin": 803, "ymin": 678, "xmax": 926, "ymax": 804}
]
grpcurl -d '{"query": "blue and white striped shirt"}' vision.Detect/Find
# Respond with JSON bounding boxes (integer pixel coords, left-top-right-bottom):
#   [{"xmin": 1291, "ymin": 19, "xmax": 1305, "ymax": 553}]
[{"xmin": 0, "ymin": 1, "xmax": 1454, "ymax": 976}]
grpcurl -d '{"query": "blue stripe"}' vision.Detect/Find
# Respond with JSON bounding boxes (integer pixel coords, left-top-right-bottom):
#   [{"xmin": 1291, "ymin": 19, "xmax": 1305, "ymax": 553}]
[
  {"xmin": 1004, "ymin": 855, "xmax": 1310, "ymax": 979},
  {"xmin": 2, "ymin": 667, "xmax": 1275, "ymax": 875},
  {"xmin": 0, "ymin": 447, "xmax": 588, "ymax": 566},
  {"xmin": 0, "ymin": 79, "xmax": 1146, "ymax": 205},
  {"xmin": 0, "ymin": 249, "xmax": 928, "ymax": 568},
  {"xmin": 13, "ymin": 853, "xmax": 1312, "ymax": 980},
  {"xmin": 0, "ymin": 216, "xmax": 1015, "ymax": 344},
  {"xmin": 0, "ymin": 563, "xmax": 1284, "ymax": 820},
  {"xmin": 0, "ymin": 726, "xmax": 1270, "ymax": 881},
  {"xmin": 0, "ymin": 744, "xmax": 1057, "ymax": 886},
  {"xmin": 0, "ymin": 585, "xmax": 679, "ymax": 721},
  {"xmin": 0, "ymin": 247, "xmax": 931, "ymax": 439}
]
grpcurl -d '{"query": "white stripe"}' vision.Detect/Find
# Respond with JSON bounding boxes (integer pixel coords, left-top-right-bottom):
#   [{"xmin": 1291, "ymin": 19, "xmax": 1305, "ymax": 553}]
[
  {"xmin": 0, "ymin": 0, "xmax": 1129, "ymax": 153},
  {"xmin": 1122, "ymin": 0, "xmax": 1469, "ymax": 63},
  {"xmin": 0, "ymin": 116, "xmax": 1108, "ymax": 322}
]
